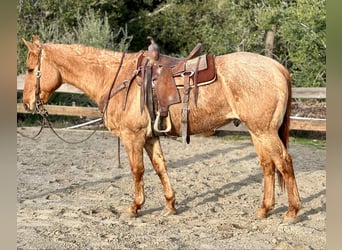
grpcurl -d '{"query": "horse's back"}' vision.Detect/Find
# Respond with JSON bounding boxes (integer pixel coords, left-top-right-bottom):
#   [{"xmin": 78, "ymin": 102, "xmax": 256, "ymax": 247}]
[
  {"xmin": 216, "ymin": 52, "xmax": 290, "ymax": 81},
  {"xmin": 216, "ymin": 51, "xmax": 290, "ymax": 99}
]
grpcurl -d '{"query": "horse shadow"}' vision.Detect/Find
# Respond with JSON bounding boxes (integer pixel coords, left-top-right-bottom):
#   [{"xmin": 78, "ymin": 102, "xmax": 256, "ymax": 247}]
[
  {"xmin": 19, "ymin": 142, "xmax": 249, "ymax": 201},
  {"xmin": 175, "ymin": 170, "xmax": 263, "ymax": 215},
  {"xmin": 165, "ymin": 141, "xmax": 253, "ymax": 169},
  {"xmin": 142, "ymin": 148, "xmax": 262, "ymax": 216}
]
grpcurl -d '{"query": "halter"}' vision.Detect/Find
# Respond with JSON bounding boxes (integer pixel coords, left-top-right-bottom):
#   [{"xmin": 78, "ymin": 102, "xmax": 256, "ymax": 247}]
[{"xmin": 34, "ymin": 45, "xmax": 49, "ymax": 117}]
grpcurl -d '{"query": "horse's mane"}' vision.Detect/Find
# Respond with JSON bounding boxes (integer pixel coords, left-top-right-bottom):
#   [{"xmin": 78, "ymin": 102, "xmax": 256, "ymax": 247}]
[{"xmin": 43, "ymin": 43, "xmax": 123, "ymax": 66}]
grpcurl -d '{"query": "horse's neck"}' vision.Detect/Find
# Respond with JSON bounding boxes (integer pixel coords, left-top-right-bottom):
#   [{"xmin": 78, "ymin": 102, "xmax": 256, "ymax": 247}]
[{"xmin": 45, "ymin": 44, "xmax": 125, "ymax": 103}]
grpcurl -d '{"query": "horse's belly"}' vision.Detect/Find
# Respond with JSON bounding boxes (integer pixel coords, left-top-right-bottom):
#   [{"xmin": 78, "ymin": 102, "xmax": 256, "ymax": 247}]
[{"xmin": 167, "ymin": 102, "xmax": 233, "ymax": 136}]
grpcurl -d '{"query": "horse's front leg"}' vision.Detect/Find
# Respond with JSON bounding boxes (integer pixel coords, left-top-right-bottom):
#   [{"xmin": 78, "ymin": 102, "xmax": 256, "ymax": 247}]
[
  {"xmin": 144, "ymin": 137, "xmax": 176, "ymax": 216},
  {"xmin": 121, "ymin": 135, "xmax": 146, "ymax": 217}
]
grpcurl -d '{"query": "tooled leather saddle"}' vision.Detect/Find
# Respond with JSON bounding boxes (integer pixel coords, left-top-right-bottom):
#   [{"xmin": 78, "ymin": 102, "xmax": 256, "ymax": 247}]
[{"xmin": 137, "ymin": 37, "xmax": 216, "ymax": 145}]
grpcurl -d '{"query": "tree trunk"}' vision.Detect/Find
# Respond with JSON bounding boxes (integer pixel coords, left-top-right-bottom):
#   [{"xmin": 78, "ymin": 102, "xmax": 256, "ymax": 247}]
[{"xmin": 265, "ymin": 24, "xmax": 276, "ymax": 58}]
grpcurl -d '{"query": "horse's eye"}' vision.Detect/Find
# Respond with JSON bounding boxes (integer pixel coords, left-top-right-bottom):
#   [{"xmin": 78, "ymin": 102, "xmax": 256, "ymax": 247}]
[{"xmin": 27, "ymin": 68, "xmax": 34, "ymax": 74}]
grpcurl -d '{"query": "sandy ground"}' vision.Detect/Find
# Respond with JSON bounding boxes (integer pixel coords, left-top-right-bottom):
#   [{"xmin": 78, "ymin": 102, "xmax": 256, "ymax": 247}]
[{"xmin": 17, "ymin": 127, "xmax": 326, "ymax": 249}]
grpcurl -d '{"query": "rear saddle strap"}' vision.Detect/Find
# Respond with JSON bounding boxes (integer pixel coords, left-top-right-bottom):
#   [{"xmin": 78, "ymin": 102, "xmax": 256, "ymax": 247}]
[
  {"xmin": 181, "ymin": 72, "xmax": 192, "ymax": 145},
  {"xmin": 180, "ymin": 55, "xmax": 201, "ymax": 146}
]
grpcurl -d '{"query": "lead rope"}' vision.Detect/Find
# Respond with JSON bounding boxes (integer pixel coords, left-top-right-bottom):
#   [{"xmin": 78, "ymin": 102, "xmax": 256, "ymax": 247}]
[
  {"xmin": 16, "ymin": 119, "xmax": 45, "ymax": 139},
  {"xmin": 101, "ymin": 52, "xmax": 126, "ymax": 168}
]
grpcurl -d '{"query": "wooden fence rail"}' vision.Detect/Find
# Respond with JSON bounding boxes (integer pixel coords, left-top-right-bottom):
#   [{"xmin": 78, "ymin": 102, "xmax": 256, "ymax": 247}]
[{"xmin": 17, "ymin": 75, "xmax": 326, "ymax": 132}]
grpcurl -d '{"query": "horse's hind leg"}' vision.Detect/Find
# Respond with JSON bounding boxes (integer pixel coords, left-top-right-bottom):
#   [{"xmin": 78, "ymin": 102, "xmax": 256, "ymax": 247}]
[
  {"xmin": 273, "ymin": 145, "xmax": 301, "ymax": 221},
  {"xmin": 144, "ymin": 137, "xmax": 176, "ymax": 216},
  {"xmin": 251, "ymin": 132, "xmax": 301, "ymax": 221}
]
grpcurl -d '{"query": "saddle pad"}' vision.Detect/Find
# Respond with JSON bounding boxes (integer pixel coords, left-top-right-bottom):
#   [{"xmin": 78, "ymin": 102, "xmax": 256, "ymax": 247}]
[
  {"xmin": 175, "ymin": 54, "xmax": 216, "ymax": 87},
  {"xmin": 172, "ymin": 54, "xmax": 208, "ymax": 75},
  {"xmin": 185, "ymin": 54, "xmax": 208, "ymax": 72}
]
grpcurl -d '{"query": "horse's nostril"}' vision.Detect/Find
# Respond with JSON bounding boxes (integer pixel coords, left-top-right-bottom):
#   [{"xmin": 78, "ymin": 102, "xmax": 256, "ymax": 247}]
[{"xmin": 23, "ymin": 103, "xmax": 30, "ymax": 111}]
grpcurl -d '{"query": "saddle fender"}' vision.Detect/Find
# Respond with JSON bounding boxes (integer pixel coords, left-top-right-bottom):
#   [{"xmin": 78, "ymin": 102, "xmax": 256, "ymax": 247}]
[{"xmin": 154, "ymin": 66, "xmax": 181, "ymax": 117}]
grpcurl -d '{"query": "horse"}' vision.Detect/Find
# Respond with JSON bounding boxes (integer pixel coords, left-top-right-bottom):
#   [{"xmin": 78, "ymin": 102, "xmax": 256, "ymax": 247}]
[{"xmin": 21, "ymin": 36, "xmax": 301, "ymax": 222}]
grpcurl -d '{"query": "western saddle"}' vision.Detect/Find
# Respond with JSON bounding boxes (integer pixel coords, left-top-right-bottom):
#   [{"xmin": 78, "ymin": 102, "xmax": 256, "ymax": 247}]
[
  {"xmin": 100, "ymin": 37, "xmax": 217, "ymax": 146},
  {"xmin": 138, "ymin": 37, "xmax": 216, "ymax": 145}
]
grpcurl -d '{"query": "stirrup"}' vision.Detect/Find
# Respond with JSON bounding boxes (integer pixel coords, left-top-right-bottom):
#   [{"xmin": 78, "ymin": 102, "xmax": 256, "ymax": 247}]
[{"xmin": 153, "ymin": 111, "xmax": 172, "ymax": 133}]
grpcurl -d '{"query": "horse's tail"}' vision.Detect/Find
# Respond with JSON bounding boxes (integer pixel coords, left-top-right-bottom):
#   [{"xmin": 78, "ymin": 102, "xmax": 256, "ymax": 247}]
[{"xmin": 277, "ymin": 67, "xmax": 292, "ymax": 191}]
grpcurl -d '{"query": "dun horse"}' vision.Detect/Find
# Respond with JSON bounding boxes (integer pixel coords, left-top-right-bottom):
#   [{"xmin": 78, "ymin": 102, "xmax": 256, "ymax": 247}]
[{"xmin": 22, "ymin": 36, "xmax": 301, "ymax": 221}]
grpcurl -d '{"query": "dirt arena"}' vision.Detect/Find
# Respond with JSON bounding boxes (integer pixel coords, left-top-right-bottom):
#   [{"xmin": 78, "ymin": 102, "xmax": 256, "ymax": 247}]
[{"xmin": 17, "ymin": 127, "xmax": 326, "ymax": 249}]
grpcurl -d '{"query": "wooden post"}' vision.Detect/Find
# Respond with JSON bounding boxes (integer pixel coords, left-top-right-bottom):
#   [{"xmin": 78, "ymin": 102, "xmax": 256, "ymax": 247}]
[{"xmin": 265, "ymin": 24, "xmax": 276, "ymax": 58}]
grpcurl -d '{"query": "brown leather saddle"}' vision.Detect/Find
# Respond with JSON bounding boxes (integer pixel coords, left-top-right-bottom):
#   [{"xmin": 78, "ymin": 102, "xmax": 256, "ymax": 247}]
[{"xmin": 137, "ymin": 39, "xmax": 216, "ymax": 144}]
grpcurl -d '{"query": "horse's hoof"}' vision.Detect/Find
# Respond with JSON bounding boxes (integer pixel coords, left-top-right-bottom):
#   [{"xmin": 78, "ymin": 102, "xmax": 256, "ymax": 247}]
[
  {"xmin": 120, "ymin": 213, "xmax": 137, "ymax": 221},
  {"xmin": 120, "ymin": 208, "xmax": 138, "ymax": 220},
  {"xmin": 255, "ymin": 208, "xmax": 268, "ymax": 219},
  {"xmin": 284, "ymin": 211, "xmax": 299, "ymax": 223},
  {"xmin": 160, "ymin": 207, "xmax": 176, "ymax": 216}
]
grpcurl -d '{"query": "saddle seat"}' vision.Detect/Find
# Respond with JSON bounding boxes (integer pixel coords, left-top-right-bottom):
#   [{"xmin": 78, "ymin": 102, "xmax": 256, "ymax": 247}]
[
  {"xmin": 155, "ymin": 43, "xmax": 202, "ymax": 67},
  {"xmin": 137, "ymin": 43, "xmax": 216, "ymax": 88}
]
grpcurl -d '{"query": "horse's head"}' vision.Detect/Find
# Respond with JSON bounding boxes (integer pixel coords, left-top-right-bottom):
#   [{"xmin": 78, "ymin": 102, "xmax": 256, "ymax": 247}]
[{"xmin": 22, "ymin": 36, "xmax": 62, "ymax": 112}]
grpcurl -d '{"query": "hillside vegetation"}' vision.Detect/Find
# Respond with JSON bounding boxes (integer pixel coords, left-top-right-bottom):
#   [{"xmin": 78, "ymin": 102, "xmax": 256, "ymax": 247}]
[{"xmin": 17, "ymin": 0, "xmax": 326, "ymax": 87}]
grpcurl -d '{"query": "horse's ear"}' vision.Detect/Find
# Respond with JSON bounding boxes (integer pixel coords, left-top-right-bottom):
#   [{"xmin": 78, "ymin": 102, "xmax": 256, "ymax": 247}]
[
  {"xmin": 22, "ymin": 38, "xmax": 34, "ymax": 51},
  {"xmin": 32, "ymin": 35, "xmax": 41, "ymax": 47},
  {"xmin": 22, "ymin": 36, "xmax": 41, "ymax": 53}
]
